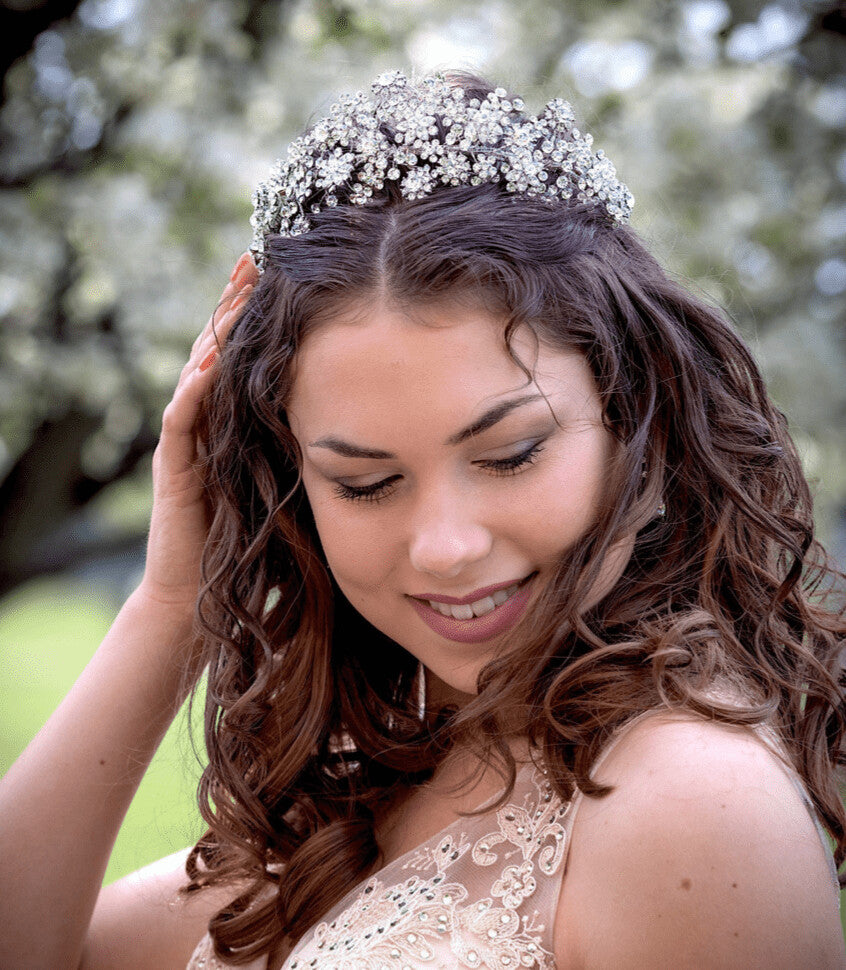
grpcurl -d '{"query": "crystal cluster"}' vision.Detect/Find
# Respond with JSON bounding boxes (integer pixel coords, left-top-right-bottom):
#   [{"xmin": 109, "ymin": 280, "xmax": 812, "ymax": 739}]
[{"xmin": 249, "ymin": 70, "xmax": 634, "ymax": 271}]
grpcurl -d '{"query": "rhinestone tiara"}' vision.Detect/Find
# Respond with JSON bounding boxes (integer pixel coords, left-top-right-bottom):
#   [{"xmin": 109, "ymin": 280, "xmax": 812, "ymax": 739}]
[{"xmin": 249, "ymin": 69, "xmax": 634, "ymax": 273}]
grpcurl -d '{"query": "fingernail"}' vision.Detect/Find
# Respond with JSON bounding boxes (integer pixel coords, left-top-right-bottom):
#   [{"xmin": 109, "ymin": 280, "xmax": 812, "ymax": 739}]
[
  {"xmin": 230, "ymin": 285, "xmax": 253, "ymax": 312},
  {"xmin": 229, "ymin": 253, "xmax": 249, "ymax": 283},
  {"xmin": 199, "ymin": 350, "xmax": 217, "ymax": 372}
]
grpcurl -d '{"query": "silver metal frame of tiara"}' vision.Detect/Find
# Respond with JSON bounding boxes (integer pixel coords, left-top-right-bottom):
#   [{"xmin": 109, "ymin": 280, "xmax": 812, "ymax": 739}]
[{"xmin": 249, "ymin": 69, "xmax": 634, "ymax": 272}]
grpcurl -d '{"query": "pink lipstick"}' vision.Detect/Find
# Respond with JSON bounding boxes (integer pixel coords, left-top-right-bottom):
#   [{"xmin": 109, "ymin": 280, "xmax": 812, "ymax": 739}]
[{"xmin": 407, "ymin": 573, "xmax": 536, "ymax": 644}]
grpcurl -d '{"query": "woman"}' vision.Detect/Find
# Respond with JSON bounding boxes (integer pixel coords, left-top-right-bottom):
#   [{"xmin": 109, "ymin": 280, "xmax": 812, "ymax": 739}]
[{"xmin": 0, "ymin": 70, "xmax": 843, "ymax": 969}]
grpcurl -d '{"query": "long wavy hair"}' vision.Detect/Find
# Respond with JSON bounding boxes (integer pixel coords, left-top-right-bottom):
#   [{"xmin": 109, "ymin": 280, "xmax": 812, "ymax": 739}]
[{"xmin": 184, "ymin": 72, "xmax": 846, "ymax": 965}]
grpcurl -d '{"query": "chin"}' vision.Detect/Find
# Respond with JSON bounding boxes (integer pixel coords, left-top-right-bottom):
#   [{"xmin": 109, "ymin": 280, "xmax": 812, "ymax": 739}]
[{"xmin": 422, "ymin": 656, "xmax": 486, "ymax": 706}]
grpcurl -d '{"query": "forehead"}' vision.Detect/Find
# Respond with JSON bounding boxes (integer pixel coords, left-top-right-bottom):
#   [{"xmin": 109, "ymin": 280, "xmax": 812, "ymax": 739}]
[{"xmin": 286, "ymin": 300, "xmax": 592, "ymax": 432}]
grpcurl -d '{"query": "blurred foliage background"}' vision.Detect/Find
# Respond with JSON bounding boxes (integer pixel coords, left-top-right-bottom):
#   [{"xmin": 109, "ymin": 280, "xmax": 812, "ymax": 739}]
[{"xmin": 0, "ymin": 0, "xmax": 844, "ymax": 903}]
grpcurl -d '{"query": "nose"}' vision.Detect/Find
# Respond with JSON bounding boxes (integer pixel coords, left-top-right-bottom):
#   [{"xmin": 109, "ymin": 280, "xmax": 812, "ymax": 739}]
[{"xmin": 408, "ymin": 490, "xmax": 493, "ymax": 579}]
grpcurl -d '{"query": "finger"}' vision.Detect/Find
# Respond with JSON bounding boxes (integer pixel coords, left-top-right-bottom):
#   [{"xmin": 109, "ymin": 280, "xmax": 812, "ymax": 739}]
[
  {"xmin": 160, "ymin": 354, "xmax": 222, "ymax": 464},
  {"xmin": 175, "ymin": 283, "xmax": 254, "ymax": 395},
  {"xmin": 189, "ymin": 285, "xmax": 253, "ymax": 368},
  {"xmin": 190, "ymin": 254, "xmax": 257, "ymax": 356},
  {"xmin": 218, "ymin": 253, "xmax": 258, "ymax": 317},
  {"xmin": 211, "ymin": 284, "xmax": 254, "ymax": 348},
  {"xmin": 179, "ymin": 284, "xmax": 254, "ymax": 390},
  {"xmin": 190, "ymin": 283, "xmax": 241, "ymax": 358},
  {"xmin": 159, "ymin": 258, "xmax": 257, "ymax": 476}
]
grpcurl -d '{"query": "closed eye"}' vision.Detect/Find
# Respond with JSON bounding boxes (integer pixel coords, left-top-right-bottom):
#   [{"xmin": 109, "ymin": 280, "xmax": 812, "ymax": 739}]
[
  {"xmin": 332, "ymin": 440, "xmax": 546, "ymax": 504},
  {"xmin": 478, "ymin": 440, "xmax": 545, "ymax": 475},
  {"xmin": 333, "ymin": 474, "xmax": 402, "ymax": 503}
]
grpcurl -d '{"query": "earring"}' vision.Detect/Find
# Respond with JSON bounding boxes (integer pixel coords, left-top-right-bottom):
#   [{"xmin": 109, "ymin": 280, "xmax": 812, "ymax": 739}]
[
  {"xmin": 656, "ymin": 500, "xmax": 666, "ymax": 518},
  {"xmin": 416, "ymin": 660, "xmax": 427, "ymax": 721}
]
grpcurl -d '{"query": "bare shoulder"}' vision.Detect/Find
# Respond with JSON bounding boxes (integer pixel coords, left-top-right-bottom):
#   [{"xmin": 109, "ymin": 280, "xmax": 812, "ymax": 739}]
[
  {"xmin": 80, "ymin": 848, "xmax": 242, "ymax": 970},
  {"xmin": 554, "ymin": 713, "xmax": 845, "ymax": 970}
]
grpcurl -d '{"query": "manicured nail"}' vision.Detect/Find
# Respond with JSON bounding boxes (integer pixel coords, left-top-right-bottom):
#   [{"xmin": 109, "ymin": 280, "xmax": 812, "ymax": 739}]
[
  {"xmin": 229, "ymin": 252, "xmax": 249, "ymax": 283},
  {"xmin": 230, "ymin": 285, "xmax": 253, "ymax": 312},
  {"xmin": 199, "ymin": 350, "xmax": 217, "ymax": 372}
]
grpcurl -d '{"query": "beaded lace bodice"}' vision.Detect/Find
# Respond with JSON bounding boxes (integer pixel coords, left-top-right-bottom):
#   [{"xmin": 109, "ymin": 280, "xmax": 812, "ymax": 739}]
[
  {"xmin": 186, "ymin": 712, "xmax": 841, "ymax": 970},
  {"xmin": 187, "ymin": 758, "xmax": 572, "ymax": 970}
]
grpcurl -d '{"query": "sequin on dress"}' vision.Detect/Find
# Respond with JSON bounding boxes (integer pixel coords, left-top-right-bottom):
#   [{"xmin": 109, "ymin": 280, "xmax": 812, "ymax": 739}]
[
  {"xmin": 186, "ymin": 712, "xmax": 841, "ymax": 970},
  {"xmin": 187, "ymin": 758, "xmax": 570, "ymax": 970}
]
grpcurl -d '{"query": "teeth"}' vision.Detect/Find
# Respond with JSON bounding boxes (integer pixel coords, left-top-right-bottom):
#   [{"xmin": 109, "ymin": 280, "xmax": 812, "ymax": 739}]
[
  {"xmin": 469, "ymin": 595, "xmax": 496, "ymax": 617},
  {"xmin": 428, "ymin": 600, "xmax": 452, "ymax": 616},
  {"xmin": 451, "ymin": 603, "xmax": 475, "ymax": 620},
  {"xmin": 427, "ymin": 582, "xmax": 522, "ymax": 620}
]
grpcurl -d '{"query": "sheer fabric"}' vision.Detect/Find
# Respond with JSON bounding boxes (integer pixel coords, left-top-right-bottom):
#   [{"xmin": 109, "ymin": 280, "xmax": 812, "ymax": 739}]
[
  {"xmin": 187, "ymin": 756, "xmax": 567, "ymax": 970},
  {"xmin": 186, "ymin": 712, "xmax": 840, "ymax": 970}
]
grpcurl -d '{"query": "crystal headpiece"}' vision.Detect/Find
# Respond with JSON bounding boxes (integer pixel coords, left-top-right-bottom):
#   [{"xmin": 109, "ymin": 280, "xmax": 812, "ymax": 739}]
[{"xmin": 249, "ymin": 70, "xmax": 634, "ymax": 272}]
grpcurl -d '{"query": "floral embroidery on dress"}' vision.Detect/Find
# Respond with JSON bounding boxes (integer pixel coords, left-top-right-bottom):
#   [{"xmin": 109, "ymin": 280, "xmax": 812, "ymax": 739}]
[
  {"xmin": 285, "ymin": 764, "xmax": 568, "ymax": 969},
  {"xmin": 491, "ymin": 861, "xmax": 537, "ymax": 910},
  {"xmin": 403, "ymin": 831, "xmax": 473, "ymax": 873},
  {"xmin": 472, "ymin": 764, "xmax": 570, "ymax": 906}
]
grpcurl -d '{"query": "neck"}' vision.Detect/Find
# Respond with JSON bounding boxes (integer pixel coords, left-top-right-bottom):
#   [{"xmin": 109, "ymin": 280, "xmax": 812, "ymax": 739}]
[{"xmin": 424, "ymin": 667, "xmax": 476, "ymax": 711}]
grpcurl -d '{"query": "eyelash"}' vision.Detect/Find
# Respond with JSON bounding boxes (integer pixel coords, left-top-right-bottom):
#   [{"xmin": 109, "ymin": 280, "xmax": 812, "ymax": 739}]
[{"xmin": 332, "ymin": 441, "xmax": 546, "ymax": 504}]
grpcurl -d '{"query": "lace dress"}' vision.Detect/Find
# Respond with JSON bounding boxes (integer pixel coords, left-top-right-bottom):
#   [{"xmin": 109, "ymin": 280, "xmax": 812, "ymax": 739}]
[{"xmin": 187, "ymin": 715, "xmax": 840, "ymax": 970}]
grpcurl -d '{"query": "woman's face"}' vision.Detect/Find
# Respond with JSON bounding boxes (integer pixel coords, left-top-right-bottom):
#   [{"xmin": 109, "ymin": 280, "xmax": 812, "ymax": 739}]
[{"xmin": 286, "ymin": 297, "xmax": 617, "ymax": 700}]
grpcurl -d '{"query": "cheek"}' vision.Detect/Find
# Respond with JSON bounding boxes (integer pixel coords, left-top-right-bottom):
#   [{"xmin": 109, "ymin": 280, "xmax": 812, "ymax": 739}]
[
  {"xmin": 513, "ymin": 490, "xmax": 592, "ymax": 565},
  {"xmin": 518, "ymin": 436, "xmax": 610, "ymax": 554},
  {"xmin": 312, "ymin": 508, "xmax": 403, "ymax": 633},
  {"xmin": 303, "ymin": 479, "xmax": 397, "ymax": 590}
]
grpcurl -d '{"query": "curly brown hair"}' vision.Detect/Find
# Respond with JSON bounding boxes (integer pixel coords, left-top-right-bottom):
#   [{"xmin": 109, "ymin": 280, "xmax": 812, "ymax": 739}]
[{"xmin": 184, "ymin": 72, "xmax": 846, "ymax": 965}]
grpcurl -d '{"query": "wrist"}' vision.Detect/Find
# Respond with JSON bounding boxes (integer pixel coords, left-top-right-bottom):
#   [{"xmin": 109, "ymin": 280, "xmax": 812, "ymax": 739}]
[
  {"xmin": 126, "ymin": 583, "xmax": 199, "ymax": 654},
  {"xmin": 122, "ymin": 585, "xmax": 207, "ymax": 686},
  {"xmin": 132, "ymin": 577, "xmax": 200, "ymax": 616}
]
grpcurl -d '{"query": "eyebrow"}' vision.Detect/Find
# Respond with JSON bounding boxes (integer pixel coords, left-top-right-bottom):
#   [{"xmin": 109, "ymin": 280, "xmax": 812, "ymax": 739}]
[{"xmin": 308, "ymin": 392, "xmax": 545, "ymax": 459}]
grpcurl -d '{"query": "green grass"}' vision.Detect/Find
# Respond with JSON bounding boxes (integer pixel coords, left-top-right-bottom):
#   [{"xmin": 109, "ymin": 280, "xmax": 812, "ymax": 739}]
[{"xmin": 0, "ymin": 576, "xmax": 205, "ymax": 884}]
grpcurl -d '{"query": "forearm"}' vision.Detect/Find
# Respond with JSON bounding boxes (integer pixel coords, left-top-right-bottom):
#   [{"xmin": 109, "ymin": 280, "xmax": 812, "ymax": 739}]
[{"xmin": 0, "ymin": 588, "xmax": 202, "ymax": 970}]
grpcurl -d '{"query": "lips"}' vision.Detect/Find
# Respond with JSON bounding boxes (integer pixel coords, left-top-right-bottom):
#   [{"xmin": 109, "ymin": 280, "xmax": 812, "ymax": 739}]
[{"xmin": 408, "ymin": 573, "xmax": 536, "ymax": 644}]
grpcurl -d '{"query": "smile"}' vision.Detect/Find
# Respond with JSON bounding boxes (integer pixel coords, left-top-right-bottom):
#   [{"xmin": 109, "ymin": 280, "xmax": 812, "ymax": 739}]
[
  {"xmin": 408, "ymin": 574, "xmax": 536, "ymax": 644},
  {"xmin": 425, "ymin": 582, "xmax": 522, "ymax": 620}
]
